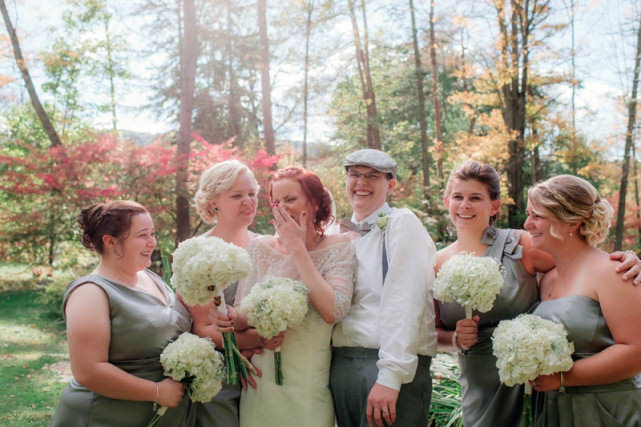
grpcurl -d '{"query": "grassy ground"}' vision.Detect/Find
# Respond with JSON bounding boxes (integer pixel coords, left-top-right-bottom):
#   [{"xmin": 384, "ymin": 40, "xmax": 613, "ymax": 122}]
[{"xmin": 0, "ymin": 283, "xmax": 69, "ymax": 426}]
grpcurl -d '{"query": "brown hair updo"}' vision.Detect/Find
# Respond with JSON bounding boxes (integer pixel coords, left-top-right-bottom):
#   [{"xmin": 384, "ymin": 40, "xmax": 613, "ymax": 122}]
[
  {"xmin": 79, "ymin": 200, "xmax": 148, "ymax": 254},
  {"xmin": 269, "ymin": 167, "xmax": 334, "ymax": 235}
]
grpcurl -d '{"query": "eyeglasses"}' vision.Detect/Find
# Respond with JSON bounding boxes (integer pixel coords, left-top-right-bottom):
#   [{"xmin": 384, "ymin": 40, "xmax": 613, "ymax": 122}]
[{"xmin": 347, "ymin": 171, "xmax": 386, "ymax": 181}]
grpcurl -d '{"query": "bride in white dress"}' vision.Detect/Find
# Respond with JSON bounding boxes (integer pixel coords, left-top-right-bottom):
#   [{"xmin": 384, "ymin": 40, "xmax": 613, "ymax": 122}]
[{"xmin": 235, "ymin": 167, "xmax": 356, "ymax": 427}]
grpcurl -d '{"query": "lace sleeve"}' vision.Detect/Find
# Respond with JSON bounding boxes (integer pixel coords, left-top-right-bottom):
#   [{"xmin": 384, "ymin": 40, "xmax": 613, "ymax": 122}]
[
  {"xmin": 318, "ymin": 242, "xmax": 357, "ymax": 321},
  {"xmin": 234, "ymin": 236, "xmax": 272, "ymax": 306}
]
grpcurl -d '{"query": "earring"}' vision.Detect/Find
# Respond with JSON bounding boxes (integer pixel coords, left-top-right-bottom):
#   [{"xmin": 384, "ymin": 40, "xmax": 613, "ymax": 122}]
[{"xmin": 569, "ymin": 231, "xmax": 573, "ymax": 237}]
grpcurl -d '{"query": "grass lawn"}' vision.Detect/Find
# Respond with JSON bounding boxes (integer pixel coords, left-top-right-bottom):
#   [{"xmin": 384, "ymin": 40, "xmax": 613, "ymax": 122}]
[{"xmin": 0, "ymin": 288, "xmax": 69, "ymax": 426}]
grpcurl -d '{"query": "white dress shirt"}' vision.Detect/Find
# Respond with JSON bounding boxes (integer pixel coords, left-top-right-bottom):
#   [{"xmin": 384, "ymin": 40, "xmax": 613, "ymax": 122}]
[{"xmin": 332, "ymin": 203, "xmax": 437, "ymax": 391}]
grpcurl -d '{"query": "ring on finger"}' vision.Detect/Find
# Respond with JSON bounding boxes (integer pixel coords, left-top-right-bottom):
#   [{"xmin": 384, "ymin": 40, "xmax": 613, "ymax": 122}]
[{"xmin": 381, "ymin": 409, "xmax": 388, "ymax": 415}]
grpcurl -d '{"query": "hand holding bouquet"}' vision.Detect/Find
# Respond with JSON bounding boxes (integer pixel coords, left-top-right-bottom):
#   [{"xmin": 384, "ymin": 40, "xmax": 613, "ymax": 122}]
[
  {"xmin": 434, "ymin": 253, "xmax": 504, "ymax": 319},
  {"xmin": 148, "ymin": 332, "xmax": 225, "ymax": 426},
  {"xmin": 492, "ymin": 314, "xmax": 574, "ymax": 426},
  {"xmin": 239, "ymin": 277, "xmax": 309, "ymax": 385},
  {"xmin": 171, "ymin": 235, "xmax": 254, "ymax": 384}
]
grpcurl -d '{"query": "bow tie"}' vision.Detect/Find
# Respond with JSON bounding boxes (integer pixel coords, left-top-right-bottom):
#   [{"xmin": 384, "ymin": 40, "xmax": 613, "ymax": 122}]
[{"xmin": 340, "ymin": 219, "xmax": 373, "ymax": 235}]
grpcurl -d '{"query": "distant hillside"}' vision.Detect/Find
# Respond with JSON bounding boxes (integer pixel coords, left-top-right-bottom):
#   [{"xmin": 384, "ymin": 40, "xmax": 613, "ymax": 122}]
[{"xmin": 118, "ymin": 129, "xmax": 159, "ymax": 146}]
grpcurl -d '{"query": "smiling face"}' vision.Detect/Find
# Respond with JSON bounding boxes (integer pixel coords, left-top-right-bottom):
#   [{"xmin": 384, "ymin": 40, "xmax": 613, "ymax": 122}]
[
  {"xmin": 211, "ymin": 171, "xmax": 258, "ymax": 228},
  {"xmin": 445, "ymin": 178, "xmax": 501, "ymax": 232},
  {"xmin": 345, "ymin": 165, "xmax": 395, "ymax": 221},
  {"xmin": 524, "ymin": 201, "xmax": 568, "ymax": 251},
  {"xmin": 271, "ymin": 178, "xmax": 316, "ymax": 227},
  {"xmin": 116, "ymin": 212, "xmax": 156, "ymax": 270}
]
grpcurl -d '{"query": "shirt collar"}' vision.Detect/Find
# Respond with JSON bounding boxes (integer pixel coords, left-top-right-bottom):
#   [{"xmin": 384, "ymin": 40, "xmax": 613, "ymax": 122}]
[{"xmin": 351, "ymin": 203, "xmax": 391, "ymax": 226}]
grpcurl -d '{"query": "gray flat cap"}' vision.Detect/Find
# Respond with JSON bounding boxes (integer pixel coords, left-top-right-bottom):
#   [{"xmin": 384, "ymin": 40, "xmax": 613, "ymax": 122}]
[{"xmin": 344, "ymin": 149, "xmax": 397, "ymax": 178}]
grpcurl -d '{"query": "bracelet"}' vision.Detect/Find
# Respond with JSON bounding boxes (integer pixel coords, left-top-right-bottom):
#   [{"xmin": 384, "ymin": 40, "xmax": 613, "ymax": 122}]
[
  {"xmin": 451, "ymin": 331, "xmax": 458, "ymax": 349},
  {"xmin": 155, "ymin": 382, "xmax": 160, "ymax": 403},
  {"xmin": 559, "ymin": 372, "xmax": 565, "ymax": 393}
]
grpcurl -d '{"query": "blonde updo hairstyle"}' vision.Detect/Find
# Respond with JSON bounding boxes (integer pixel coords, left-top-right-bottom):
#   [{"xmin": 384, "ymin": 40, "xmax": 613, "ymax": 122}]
[
  {"xmin": 194, "ymin": 160, "xmax": 259, "ymax": 224},
  {"xmin": 527, "ymin": 175, "xmax": 613, "ymax": 247}
]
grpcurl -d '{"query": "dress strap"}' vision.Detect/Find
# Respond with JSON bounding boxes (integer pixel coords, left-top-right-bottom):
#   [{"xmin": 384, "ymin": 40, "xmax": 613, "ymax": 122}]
[{"xmin": 481, "ymin": 226, "xmax": 523, "ymax": 263}]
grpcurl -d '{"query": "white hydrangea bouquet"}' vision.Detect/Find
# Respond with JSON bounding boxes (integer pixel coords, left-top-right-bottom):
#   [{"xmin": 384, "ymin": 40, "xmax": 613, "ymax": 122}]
[
  {"xmin": 434, "ymin": 253, "xmax": 504, "ymax": 318},
  {"xmin": 492, "ymin": 313, "xmax": 574, "ymax": 426},
  {"xmin": 171, "ymin": 235, "xmax": 254, "ymax": 384},
  {"xmin": 239, "ymin": 277, "xmax": 309, "ymax": 385},
  {"xmin": 492, "ymin": 313, "xmax": 574, "ymax": 388},
  {"xmin": 147, "ymin": 332, "xmax": 225, "ymax": 427},
  {"xmin": 172, "ymin": 235, "xmax": 251, "ymax": 305}
]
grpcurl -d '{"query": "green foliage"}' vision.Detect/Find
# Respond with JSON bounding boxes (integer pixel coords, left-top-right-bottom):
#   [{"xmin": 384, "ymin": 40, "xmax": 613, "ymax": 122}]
[{"xmin": 429, "ymin": 353, "xmax": 464, "ymax": 427}]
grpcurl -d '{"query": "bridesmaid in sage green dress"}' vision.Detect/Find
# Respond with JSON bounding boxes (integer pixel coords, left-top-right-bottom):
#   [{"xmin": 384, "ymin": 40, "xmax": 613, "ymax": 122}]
[
  {"xmin": 434, "ymin": 162, "xmax": 641, "ymax": 427},
  {"xmin": 527, "ymin": 175, "xmax": 641, "ymax": 427},
  {"xmin": 51, "ymin": 200, "xmax": 195, "ymax": 427},
  {"xmin": 435, "ymin": 161, "xmax": 554, "ymax": 427}
]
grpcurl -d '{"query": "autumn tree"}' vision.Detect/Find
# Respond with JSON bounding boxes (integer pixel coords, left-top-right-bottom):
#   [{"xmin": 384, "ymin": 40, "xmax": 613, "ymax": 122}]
[
  {"xmin": 175, "ymin": 0, "xmax": 198, "ymax": 243},
  {"xmin": 615, "ymin": 10, "xmax": 641, "ymax": 250},
  {"xmin": 346, "ymin": 0, "xmax": 381, "ymax": 149},
  {"xmin": 408, "ymin": 0, "xmax": 432, "ymax": 204},
  {"xmin": 1, "ymin": 0, "xmax": 62, "ymax": 147},
  {"xmin": 258, "ymin": 0, "xmax": 276, "ymax": 155}
]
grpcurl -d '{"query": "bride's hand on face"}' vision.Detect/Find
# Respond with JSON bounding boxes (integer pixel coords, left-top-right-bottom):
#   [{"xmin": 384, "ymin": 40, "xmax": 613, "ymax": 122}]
[{"xmin": 272, "ymin": 204, "xmax": 307, "ymax": 250}]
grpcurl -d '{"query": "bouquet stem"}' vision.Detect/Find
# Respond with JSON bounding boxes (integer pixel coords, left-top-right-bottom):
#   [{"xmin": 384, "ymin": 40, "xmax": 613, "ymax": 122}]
[
  {"xmin": 274, "ymin": 347, "xmax": 283, "ymax": 385},
  {"xmin": 146, "ymin": 404, "xmax": 167, "ymax": 427},
  {"xmin": 465, "ymin": 306, "xmax": 473, "ymax": 319},
  {"xmin": 222, "ymin": 331, "xmax": 240, "ymax": 384},
  {"xmin": 521, "ymin": 383, "xmax": 533, "ymax": 427}
]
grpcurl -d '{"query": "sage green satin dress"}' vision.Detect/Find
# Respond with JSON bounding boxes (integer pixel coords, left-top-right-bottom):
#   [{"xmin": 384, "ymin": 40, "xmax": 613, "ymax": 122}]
[
  {"xmin": 533, "ymin": 295, "xmax": 641, "ymax": 427},
  {"xmin": 438, "ymin": 227, "xmax": 539, "ymax": 427},
  {"xmin": 51, "ymin": 272, "xmax": 196, "ymax": 427}
]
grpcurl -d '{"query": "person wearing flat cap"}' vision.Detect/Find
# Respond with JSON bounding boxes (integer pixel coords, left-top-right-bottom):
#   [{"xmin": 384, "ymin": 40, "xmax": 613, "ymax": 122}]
[{"xmin": 330, "ymin": 149, "xmax": 437, "ymax": 427}]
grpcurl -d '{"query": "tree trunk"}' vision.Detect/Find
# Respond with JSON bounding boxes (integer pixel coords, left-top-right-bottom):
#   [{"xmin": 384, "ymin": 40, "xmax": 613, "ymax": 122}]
[
  {"xmin": 495, "ymin": 0, "xmax": 532, "ymax": 228},
  {"xmin": 258, "ymin": 0, "xmax": 275, "ymax": 155},
  {"xmin": 633, "ymin": 142, "xmax": 641, "ymax": 246},
  {"xmin": 347, "ymin": 0, "xmax": 380, "ymax": 149},
  {"xmin": 1, "ymin": 0, "xmax": 62, "ymax": 147},
  {"xmin": 409, "ymin": 0, "xmax": 431, "ymax": 204},
  {"xmin": 614, "ymin": 11, "xmax": 641, "ymax": 250},
  {"xmin": 428, "ymin": 0, "xmax": 443, "ymax": 187},
  {"xmin": 175, "ymin": 0, "xmax": 197, "ymax": 243},
  {"xmin": 302, "ymin": 1, "xmax": 314, "ymax": 167},
  {"xmin": 226, "ymin": 0, "xmax": 241, "ymax": 144},
  {"xmin": 103, "ymin": 11, "xmax": 118, "ymax": 133}
]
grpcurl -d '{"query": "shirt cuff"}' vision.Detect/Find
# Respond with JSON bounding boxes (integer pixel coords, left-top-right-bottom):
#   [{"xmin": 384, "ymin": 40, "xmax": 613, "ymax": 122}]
[{"xmin": 376, "ymin": 367, "xmax": 403, "ymax": 391}]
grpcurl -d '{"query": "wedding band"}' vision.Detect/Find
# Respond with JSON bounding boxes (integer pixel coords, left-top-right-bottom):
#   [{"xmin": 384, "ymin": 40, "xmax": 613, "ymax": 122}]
[{"xmin": 381, "ymin": 409, "xmax": 387, "ymax": 415}]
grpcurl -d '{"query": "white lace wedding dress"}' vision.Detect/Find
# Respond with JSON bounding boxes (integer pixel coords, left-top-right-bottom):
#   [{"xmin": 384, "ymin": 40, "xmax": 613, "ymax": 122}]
[{"xmin": 237, "ymin": 235, "xmax": 356, "ymax": 427}]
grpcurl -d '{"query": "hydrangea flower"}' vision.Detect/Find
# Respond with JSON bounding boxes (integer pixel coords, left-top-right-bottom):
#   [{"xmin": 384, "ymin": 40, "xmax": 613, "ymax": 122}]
[
  {"xmin": 434, "ymin": 252, "xmax": 504, "ymax": 318},
  {"xmin": 149, "ymin": 332, "xmax": 225, "ymax": 426},
  {"xmin": 240, "ymin": 277, "xmax": 309, "ymax": 339},
  {"xmin": 240, "ymin": 277, "xmax": 309, "ymax": 384},
  {"xmin": 171, "ymin": 235, "xmax": 251, "ymax": 306},
  {"xmin": 492, "ymin": 314, "xmax": 574, "ymax": 387},
  {"xmin": 160, "ymin": 332, "xmax": 225, "ymax": 402}
]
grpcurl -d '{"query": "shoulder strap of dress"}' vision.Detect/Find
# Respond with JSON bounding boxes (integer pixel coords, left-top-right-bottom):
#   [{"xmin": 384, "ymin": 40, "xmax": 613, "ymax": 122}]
[
  {"xmin": 62, "ymin": 274, "xmax": 115, "ymax": 319},
  {"xmin": 485, "ymin": 228, "xmax": 511, "ymax": 263}
]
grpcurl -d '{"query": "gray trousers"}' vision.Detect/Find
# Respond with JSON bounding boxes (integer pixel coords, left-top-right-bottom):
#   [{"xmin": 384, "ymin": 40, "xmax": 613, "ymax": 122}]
[{"xmin": 330, "ymin": 347, "xmax": 432, "ymax": 427}]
